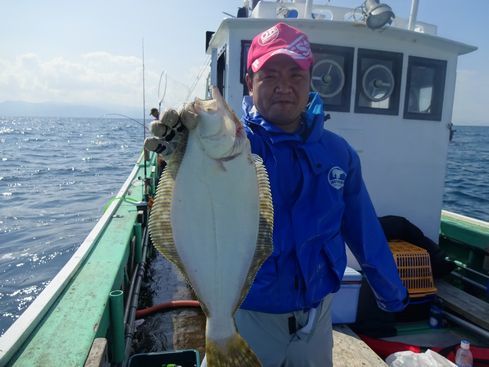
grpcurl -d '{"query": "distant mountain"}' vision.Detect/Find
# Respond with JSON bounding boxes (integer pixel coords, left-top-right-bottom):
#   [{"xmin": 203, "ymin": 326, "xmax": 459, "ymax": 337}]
[{"xmin": 0, "ymin": 101, "xmax": 141, "ymax": 119}]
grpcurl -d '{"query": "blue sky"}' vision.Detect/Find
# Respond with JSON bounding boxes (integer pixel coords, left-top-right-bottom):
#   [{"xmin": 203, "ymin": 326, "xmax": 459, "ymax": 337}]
[{"xmin": 1, "ymin": 0, "xmax": 488, "ymax": 125}]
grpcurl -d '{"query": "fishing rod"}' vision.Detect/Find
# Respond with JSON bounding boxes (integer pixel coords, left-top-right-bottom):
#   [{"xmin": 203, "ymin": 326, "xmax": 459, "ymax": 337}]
[
  {"xmin": 103, "ymin": 113, "xmax": 150, "ymax": 132},
  {"xmin": 141, "ymin": 39, "xmax": 149, "ymax": 202}
]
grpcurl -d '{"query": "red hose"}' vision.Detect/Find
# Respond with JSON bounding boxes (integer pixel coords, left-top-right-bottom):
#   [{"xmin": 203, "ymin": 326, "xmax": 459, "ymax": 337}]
[{"xmin": 136, "ymin": 300, "xmax": 201, "ymax": 319}]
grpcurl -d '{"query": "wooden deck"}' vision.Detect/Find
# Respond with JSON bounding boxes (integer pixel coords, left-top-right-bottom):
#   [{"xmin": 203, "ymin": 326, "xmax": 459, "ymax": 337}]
[
  {"xmin": 436, "ymin": 280, "xmax": 489, "ymax": 331},
  {"xmin": 333, "ymin": 325, "xmax": 386, "ymax": 366}
]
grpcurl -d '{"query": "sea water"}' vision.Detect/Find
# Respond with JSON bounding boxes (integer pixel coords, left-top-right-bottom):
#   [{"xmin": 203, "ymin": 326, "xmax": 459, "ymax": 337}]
[
  {"xmin": 0, "ymin": 118, "xmax": 488, "ymax": 336},
  {"xmin": 443, "ymin": 126, "xmax": 489, "ymax": 221},
  {"xmin": 0, "ymin": 116, "xmax": 142, "ymax": 335}
]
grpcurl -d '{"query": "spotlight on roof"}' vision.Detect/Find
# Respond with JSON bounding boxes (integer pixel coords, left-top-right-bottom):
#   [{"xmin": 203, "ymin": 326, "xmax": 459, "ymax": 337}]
[{"xmin": 362, "ymin": 0, "xmax": 395, "ymax": 30}]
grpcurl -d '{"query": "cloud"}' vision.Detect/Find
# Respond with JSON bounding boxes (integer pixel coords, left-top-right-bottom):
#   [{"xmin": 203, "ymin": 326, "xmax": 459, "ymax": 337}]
[
  {"xmin": 0, "ymin": 52, "xmax": 147, "ymax": 108},
  {"xmin": 0, "ymin": 52, "xmax": 133, "ymax": 106},
  {"xmin": 0, "ymin": 52, "xmax": 210, "ymax": 112}
]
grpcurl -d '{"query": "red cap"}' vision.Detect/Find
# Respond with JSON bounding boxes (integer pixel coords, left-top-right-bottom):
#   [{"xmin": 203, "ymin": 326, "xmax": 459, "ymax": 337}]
[{"xmin": 247, "ymin": 22, "xmax": 313, "ymax": 73}]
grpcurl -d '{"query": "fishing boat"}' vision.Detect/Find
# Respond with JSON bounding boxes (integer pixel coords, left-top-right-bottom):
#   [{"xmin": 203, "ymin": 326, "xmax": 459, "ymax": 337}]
[{"xmin": 1, "ymin": 0, "xmax": 488, "ymax": 366}]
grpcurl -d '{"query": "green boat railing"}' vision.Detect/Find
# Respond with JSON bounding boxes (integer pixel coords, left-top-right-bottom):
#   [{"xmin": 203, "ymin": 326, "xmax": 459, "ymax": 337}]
[
  {"xmin": 0, "ymin": 152, "xmax": 158, "ymax": 367},
  {"xmin": 440, "ymin": 210, "xmax": 489, "ymax": 296}
]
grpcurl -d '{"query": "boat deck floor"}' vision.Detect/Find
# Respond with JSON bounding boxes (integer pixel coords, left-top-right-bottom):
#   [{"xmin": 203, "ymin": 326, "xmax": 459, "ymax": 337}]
[
  {"xmin": 133, "ymin": 252, "xmax": 386, "ymax": 366},
  {"xmin": 333, "ymin": 325, "xmax": 386, "ymax": 366},
  {"xmin": 382, "ymin": 329, "xmax": 461, "ymax": 347},
  {"xmin": 436, "ymin": 279, "xmax": 489, "ymax": 332}
]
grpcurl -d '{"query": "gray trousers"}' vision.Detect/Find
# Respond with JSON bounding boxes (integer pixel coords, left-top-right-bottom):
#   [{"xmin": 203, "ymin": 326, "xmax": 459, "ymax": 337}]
[{"xmin": 201, "ymin": 295, "xmax": 333, "ymax": 367}]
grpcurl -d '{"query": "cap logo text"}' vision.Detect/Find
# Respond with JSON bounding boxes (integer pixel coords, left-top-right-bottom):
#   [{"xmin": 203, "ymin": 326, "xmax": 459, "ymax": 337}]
[{"xmin": 259, "ymin": 26, "xmax": 279, "ymax": 45}]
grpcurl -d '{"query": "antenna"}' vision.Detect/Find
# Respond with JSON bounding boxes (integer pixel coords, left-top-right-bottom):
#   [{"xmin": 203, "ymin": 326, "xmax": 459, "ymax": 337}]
[{"xmin": 408, "ymin": 0, "xmax": 419, "ymax": 31}]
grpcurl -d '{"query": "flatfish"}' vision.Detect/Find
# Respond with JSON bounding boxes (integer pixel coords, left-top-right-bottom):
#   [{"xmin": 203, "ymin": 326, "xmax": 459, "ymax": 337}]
[{"xmin": 149, "ymin": 86, "xmax": 273, "ymax": 366}]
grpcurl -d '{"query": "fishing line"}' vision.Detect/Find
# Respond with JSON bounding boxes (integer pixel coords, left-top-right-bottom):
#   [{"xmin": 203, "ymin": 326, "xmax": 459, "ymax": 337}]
[
  {"xmin": 188, "ymin": 55, "xmax": 211, "ymax": 98},
  {"xmin": 157, "ymin": 70, "xmax": 168, "ymax": 111},
  {"xmin": 185, "ymin": 55, "xmax": 211, "ymax": 102},
  {"xmin": 103, "ymin": 113, "xmax": 150, "ymax": 132}
]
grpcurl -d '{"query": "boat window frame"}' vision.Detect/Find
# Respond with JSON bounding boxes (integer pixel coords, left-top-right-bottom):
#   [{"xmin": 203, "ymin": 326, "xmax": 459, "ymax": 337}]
[
  {"xmin": 354, "ymin": 48, "xmax": 403, "ymax": 116},
  {"xmin": 403, "ymin": 56, "xmax": 447, "ymax": 121},
  {"xmin": 310, "ymin": 43, "xmax": 354, "ymax": 112},
  {"xmin": 217, "ymin": 47, "xmax": 226, "ymax": 97},
  {"xmin": 240, "ymin": 40, "xmax": 252, "ymax": 96}
]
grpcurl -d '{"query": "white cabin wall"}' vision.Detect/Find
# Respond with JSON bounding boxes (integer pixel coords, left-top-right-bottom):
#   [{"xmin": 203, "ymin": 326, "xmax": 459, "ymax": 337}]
[
  {"xmin": 326, "ymin": 48, "xmax": 457, "ymax": 241},
  {"xmin": 311, "ymin": 24, "xmax": 458, "ymax": 241}
]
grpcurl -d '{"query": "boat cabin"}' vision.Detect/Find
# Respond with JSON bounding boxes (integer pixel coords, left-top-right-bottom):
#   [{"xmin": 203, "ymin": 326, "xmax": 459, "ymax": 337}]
[{"xmin": 205, "ymin": 0, "xmax": 476, "ymax": 242}]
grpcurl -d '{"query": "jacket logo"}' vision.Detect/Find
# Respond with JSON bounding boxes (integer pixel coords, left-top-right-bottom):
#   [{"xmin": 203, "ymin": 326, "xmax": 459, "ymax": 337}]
[{"xmin": 328, "ymin": 166, "xmax": 346, "ymax": 190}]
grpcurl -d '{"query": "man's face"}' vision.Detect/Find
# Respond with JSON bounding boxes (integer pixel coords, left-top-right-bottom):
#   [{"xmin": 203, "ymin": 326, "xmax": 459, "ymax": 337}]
[{"xmin": 246, "ymin": 54, "xmax": 311, "ymax": 133}]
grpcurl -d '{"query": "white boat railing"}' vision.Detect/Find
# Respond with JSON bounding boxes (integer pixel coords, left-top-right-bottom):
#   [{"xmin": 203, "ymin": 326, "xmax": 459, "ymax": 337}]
[{"xmin": 442, "ymin": 210, "xmax": 489, "ymax": 229}]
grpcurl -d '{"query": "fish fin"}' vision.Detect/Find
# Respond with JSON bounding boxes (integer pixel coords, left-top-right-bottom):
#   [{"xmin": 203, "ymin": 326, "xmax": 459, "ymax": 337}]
[
  {"xmin": 236, "ymin": 154, "xmax": 274, "ymax": 310},
  {"xmin": 148, "ymin": 130, "xmax": 212, "ymax": 317},
  {"xmin": 206, "ymin": 333, "xmax": 262, "ymax": 367},
  {"xmin": 148, "ymin": 131, "xmax": 192, "ymax": 281}
]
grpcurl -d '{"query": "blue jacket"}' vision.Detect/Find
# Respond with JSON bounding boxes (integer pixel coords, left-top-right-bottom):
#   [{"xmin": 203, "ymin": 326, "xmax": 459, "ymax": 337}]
[{"xmin": 240, "ymin": 93, "xmax": 408, "ymax": 313}]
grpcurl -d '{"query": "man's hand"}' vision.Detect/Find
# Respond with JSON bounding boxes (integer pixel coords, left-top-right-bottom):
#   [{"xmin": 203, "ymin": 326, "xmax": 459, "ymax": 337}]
[{"xmin": 144, "ymin": 108, "xmax": 186, "ymax": 158}]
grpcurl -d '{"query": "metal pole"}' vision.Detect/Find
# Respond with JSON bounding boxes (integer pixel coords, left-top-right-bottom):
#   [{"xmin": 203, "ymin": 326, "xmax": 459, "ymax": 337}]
[
  {"xmin": 449, "ymin": 258, "xmax": 489, "ymax": 279},
  {"xmin": 450, "ymin": 272, "xmax": 487, "ymax": 292},
  {"xmin": 408, "ymin": 0, "xmax": 419, "ymax": 31},
  {"xmin": 441, "ymin": 309, "xmax": 489, "ymax": 341},
  {"xmin": 305, "ymin": 0, "xmax": 313, "ymax": 19}
]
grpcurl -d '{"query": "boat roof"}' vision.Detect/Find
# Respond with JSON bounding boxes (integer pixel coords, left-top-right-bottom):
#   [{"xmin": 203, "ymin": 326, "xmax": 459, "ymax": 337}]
[{"xmin": 208, "ymin": 18, "xmax": 476, "ymax": 56}]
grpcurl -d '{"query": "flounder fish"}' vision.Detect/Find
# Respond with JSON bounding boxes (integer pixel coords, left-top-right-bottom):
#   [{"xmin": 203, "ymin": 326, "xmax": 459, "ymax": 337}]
[{"xmin": 149, "ymin": 86, "xmax": 273, "ymax": 366}]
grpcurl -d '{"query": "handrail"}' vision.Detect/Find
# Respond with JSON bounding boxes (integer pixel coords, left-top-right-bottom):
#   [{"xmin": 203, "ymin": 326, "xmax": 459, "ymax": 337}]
[{"xmin": 442, "ymin": 209, "xmax": 489, "ymax": 228}]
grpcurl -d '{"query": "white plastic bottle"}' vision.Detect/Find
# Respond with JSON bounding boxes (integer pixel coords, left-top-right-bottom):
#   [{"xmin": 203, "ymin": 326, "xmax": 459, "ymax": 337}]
[{"xmin": 455, "ymin": 340, "xmax": 473, "ymax": 367}]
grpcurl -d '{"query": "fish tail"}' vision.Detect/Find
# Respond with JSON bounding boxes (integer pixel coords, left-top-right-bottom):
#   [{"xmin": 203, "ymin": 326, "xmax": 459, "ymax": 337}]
[{"xmin": 205, "ymin": 333, "xmax": 261, "ymax": 367}]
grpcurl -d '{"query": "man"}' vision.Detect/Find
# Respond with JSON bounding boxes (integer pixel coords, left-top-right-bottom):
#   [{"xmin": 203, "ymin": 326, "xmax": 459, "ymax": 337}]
[
  {"xmin": 233, "ymin": 22, "xmax": 408, "ymax": 366},
  {"xmin": 150, "ymin": 107, "xmax": 159, "ymax": 120}
]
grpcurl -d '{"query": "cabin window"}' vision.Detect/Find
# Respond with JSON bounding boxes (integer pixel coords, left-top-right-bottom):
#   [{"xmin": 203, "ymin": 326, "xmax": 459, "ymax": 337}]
[
  {"xmin": 241, "ymin": 40, "xmax": 251, "ymax": 96},
  {"xmin": 207, "ymin": 47, "xmax": 227, "ymax": 98},
  {"xmin": 310, "ymin": 44, "xmax": 353, "ymax": 112},
  {"xmin": 217, "ymin": 49, "xmax": 226, "ymax": 97},
  {"xmin": 355, "ymin": 49, "xmax": 403, "ymax": 115},
  {"xmin": 404, "ymin": 56, "xmax": 446, "ymax": 121}
]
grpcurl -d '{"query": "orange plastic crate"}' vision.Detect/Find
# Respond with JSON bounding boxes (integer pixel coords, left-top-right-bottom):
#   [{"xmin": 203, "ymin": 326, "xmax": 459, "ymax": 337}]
[{"xmin": 388, "ymin": 241, "xmax": 437, "ymax": 298}]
